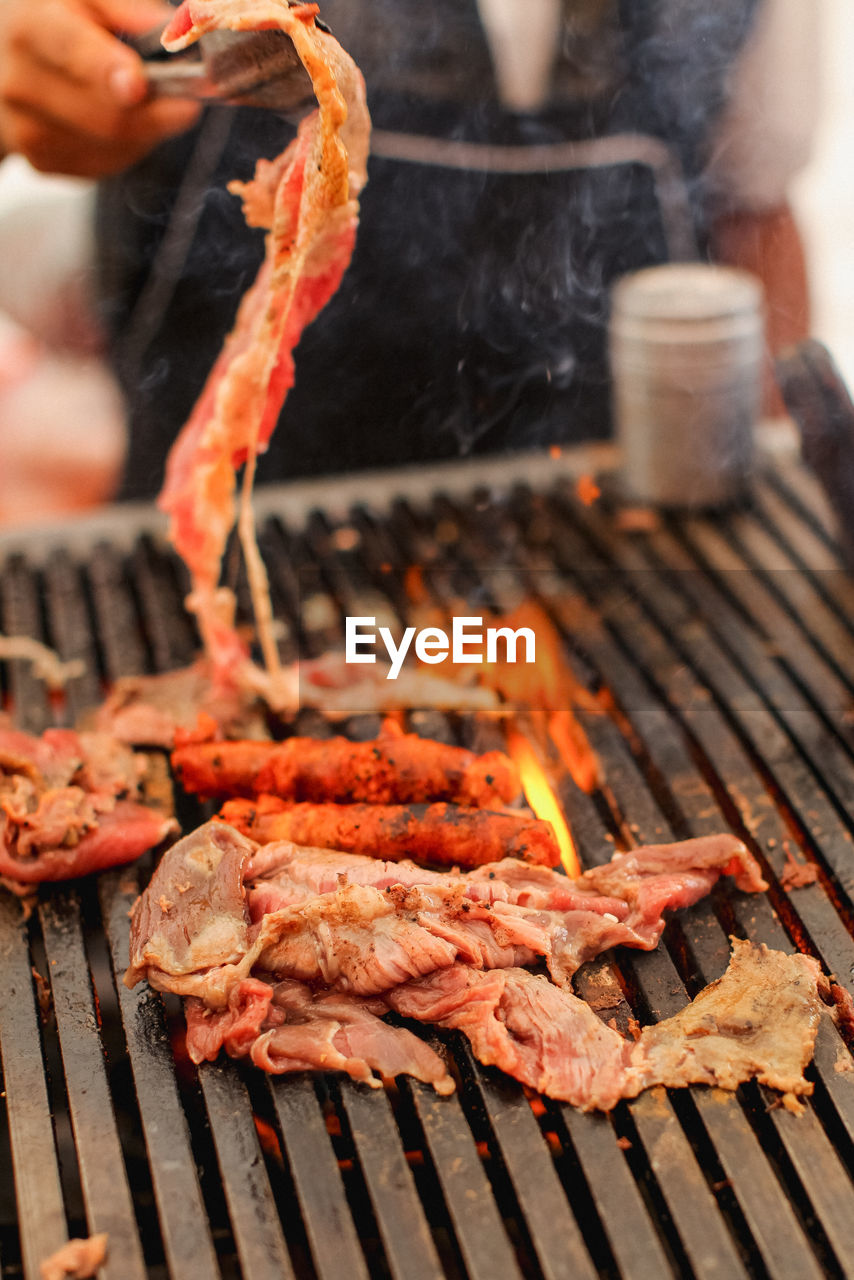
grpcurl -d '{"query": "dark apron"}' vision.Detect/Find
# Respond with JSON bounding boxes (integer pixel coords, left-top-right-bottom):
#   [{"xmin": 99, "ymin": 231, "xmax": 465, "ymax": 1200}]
[{"xmin": 96, "ymin": 0, "xmax": 759, "ymax": 499}]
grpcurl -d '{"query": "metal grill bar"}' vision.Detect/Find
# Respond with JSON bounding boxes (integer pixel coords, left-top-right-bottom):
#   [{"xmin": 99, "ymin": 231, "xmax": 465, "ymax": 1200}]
[
  {"xmin": 99, "ymin": 868, "xmax": 221, "ymax": 1280},
  {"xmin": 335, "ymin": 1080, "xmax": 445, "ymax": 1280},
  {"xmin": 268, "ymin": 1076, "xmax": 372, "ymax": 1280},
  {"xmin": 38, "ymin": 890, "xmax": 148, "ymax": 1280},
  {"xmin": 399, "ymin": 1069, "xmax": 522, "ymax": 1280},
  {"xmin": 197, "ymin": 1062, "xmax": 295, "ymax": 1280},
  {"xmin": 1, "ymin": 453, "xmax": 854, "ymax": 1280},
  {"xmin": 0, "ymin": 894, "xmax": 67, "ymax": 1279}
]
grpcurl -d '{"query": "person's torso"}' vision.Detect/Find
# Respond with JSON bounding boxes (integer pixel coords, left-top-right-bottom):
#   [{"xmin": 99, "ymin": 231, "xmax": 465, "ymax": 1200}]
[{"xmin": 98, "ymin": 0, "xmax": 760, "ymax": 498}]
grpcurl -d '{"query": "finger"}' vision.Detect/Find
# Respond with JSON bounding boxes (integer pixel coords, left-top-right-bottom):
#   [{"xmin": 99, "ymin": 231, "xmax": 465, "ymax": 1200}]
[
  {"xmin": 1, "ymin": 51, "xmax": 142, "ymax": 141},
  {"xmin": 21, "ymin": 0, "xmax": 150, "ymax": 105},
  {"xmin": 2, "ymin": 97, "xmax": 200, "ymax": 177}
]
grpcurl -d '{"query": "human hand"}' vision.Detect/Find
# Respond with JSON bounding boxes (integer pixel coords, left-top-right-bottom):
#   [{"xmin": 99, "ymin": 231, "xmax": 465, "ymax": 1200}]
[{"xmin": 0, "ymin": 0, "xmax": 201, "ymax": 177}]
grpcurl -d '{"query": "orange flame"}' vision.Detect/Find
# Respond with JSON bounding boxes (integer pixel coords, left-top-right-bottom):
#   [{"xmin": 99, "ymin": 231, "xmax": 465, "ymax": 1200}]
[
  {"xmin": 548, "ymin": 708, "xmax": 600, "ymax": 794},
  {"xmin": 505, "ymin": 725, "xmax": 579, "ymax": 877}
]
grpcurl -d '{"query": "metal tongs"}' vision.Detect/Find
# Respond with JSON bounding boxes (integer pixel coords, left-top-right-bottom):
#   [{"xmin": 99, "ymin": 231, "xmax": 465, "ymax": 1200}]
[{"xmin": 130, "ymin": 23, "xmax": 315, "ymax": 113}]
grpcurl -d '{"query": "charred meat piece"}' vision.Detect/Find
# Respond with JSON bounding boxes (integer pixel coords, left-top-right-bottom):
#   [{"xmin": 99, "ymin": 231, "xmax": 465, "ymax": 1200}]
[
  {"xmin": 171, "ymin": 719, "xmax": 520, "ymax": 808},
  {"xmin": 220, "ymin": 797, "xmax": 561, "ymax": 868}
]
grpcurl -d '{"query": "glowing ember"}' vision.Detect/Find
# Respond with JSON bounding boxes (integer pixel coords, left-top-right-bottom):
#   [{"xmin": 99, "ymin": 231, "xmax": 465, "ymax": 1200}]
[
  {"xmin": 505, "ymin": 726, "xmax": 579, "ymax": 876},
  {"xmin": 575, "ymin": 474, "xmax": 601, "ymax": 507},
  {"xmin": 253, "ymin": 1116, "xmax": 282, "ymax": 1162}
]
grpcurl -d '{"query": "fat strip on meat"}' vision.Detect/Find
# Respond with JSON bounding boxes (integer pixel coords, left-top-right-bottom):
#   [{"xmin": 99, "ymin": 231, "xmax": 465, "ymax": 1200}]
[{"xmin": 157, "ymin": 0, "xmax": 370, "ymax": 690}]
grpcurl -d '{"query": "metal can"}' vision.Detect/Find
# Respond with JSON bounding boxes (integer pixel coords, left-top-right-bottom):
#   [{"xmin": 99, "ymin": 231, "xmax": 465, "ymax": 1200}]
[{"xmin": 609, "ymin": 263, "xmax": 763, "ymax": 507}]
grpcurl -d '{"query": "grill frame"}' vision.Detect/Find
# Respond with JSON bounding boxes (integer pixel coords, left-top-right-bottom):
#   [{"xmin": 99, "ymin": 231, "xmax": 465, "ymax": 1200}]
[{"xmin": 1, "ymin": 447, "xmax": 854, "ymax": 1280}]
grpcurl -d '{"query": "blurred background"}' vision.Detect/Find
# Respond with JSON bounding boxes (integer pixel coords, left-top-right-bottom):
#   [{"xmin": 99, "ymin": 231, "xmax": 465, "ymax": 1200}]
[
  {"xmin": 0, "ymin": 0, "xmax": 850, "ymax": 525},
  {"xmin": 791, "ymin": 0, "xmax": 854, "ymax": 389}
]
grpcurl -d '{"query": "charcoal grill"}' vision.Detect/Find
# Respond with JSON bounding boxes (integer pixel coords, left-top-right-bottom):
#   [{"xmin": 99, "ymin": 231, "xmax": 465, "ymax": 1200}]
[{"xmin": 2, "ymin": 444, "xmax": 854, "ymax": 1280}]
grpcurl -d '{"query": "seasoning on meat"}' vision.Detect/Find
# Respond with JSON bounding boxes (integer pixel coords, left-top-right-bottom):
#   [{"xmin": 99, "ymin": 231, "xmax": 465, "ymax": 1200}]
[
  {"xmin": 157, "ymin": 0, "xmax": 371, "ymax": 693},
  {"xmin": 220, "ymin": 798, "xmax": 562, "ymax": 868},
  {"xmin": 0, "ymin": 726, "xmax": 177, "ymax": 889},
  {"xmin": 244, "ymin": 842, "xmax": 630, "ymax": 917},
  {"xmin": 171, "ymin": 718, "xmax": 520, "ymax": 807}
]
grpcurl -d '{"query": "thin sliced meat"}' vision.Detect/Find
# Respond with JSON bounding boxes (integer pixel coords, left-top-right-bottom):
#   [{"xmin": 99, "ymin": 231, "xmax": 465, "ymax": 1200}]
[
  {"xmin": 90, "ymin": 655, "xmax": 499, "ymax": 748},
  {"xmin": 245, "ymin": 844, "xmax": 628, "ymax": 919},
  {"xmin": 171, "ymin": 719, "xmax": 520, "ymax": 807},
  {"xmin": 220, "ymin": 797, "xmax": 562, "ymax": 868},
  {"xmin": 158, "ymin": 0, "xmax": 370, "ymax": 683},
  {"xmin": 243, "ymin": 834, "xmax": 760, "ymax": 922},
  {"xmin": 252, "ymin": 982, "xmax": 454, "ymax": 1093},
  {"xmin": 185, "ymin": 972, "xmax": 453, "ymax": 1093},
  {"xmin": 0, "ymin": 802, "xmax": 176, "ymax": 885},
  {"xmin": 185, "ymin": 976, "xmax": 279, "ymax": 1061},
  {"xmin": 127, "ymin": 824, "xmax": 766, "ymax": 999},
  {"xmin": 388, "ymin": 941, "xmax": 823, "ymax": 1111},
  {"xmin": 388, "ymin": 965, "xmax": 640, "ymax": 1110},
  {"xmin": 91, "ymin": 661, "xmax": 269, "ymax": 747},
  {"xmin": 0, "ymin": 726, "xmax": 175, "ymax": 888},
  {"xmin": 0, "ymin": 726, "xmax": 142, "ymax": 793},
  {"xmin": 127, "ymin": 820, "xmax": 255, "ymax": 991}
]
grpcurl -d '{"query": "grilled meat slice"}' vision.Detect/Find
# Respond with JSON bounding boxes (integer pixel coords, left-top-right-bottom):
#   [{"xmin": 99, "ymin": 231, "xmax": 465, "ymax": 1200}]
[
  {"xmin": 388, "ymin": 965, "xmax": 640, "ymax": 1110},
  {"xmin": 245, "ymin": 843, "xmax": 628, "ymax": 919},
  {"xmin": 639, "ymin": 939, "xmax": 823, "ymax": 1110},
  {"xmin": 0, "ymin": 726, "xmax": 176, "ymax": 888},
  {"xmin": 126, "ymin": 820, "xmax": 255, "ymax": 990},
  {"xmin": 127, "ymin": 823, "xmax": 765, "ymax": 998},
  {"xmin": 388, "ymin": 942, "xmax": 823, "ymax": 1111},
  {"xmin": 184, "ymin": 974, "xmax": 453, "ymax": 1093},
  {"xmin": 91, "ymin": 661, "xmax": 268, "ymax": 748}
]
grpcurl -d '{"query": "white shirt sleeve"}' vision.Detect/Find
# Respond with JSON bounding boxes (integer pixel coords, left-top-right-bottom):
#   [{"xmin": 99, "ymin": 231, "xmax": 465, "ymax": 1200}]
[{"xmin": 705, "ymin": 0, "xmax": 822, "ymax": 212}]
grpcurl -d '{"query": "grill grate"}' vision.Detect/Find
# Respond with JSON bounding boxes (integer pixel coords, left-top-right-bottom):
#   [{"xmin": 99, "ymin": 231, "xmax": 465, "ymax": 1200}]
[{"xmin": 2, "ymin": 452, "xmax": 854, "ymax": 1279}]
